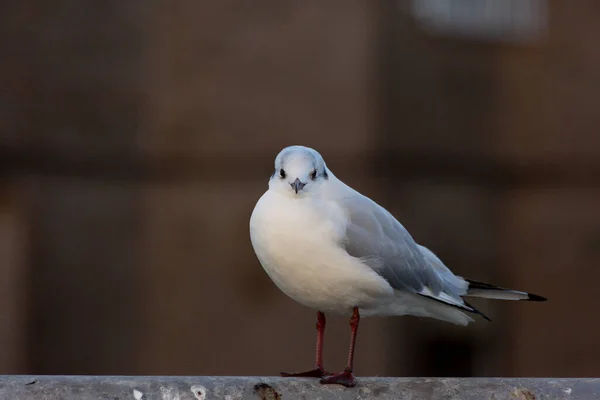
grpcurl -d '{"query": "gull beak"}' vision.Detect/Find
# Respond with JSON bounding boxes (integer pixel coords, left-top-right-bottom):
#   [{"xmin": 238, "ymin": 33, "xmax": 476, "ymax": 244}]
[{"xmin": 290, "ymin": 178, "xmax": 306, "ymax": 194}]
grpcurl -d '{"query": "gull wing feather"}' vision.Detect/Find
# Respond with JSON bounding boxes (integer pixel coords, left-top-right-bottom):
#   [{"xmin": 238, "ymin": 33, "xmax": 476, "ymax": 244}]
[{"xmin": 338, "ymin": 187, "xmax": 471, "ymax": 310}]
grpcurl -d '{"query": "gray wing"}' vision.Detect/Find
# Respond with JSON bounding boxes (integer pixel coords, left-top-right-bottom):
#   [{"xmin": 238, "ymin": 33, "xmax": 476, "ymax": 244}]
[
  {"xmin": 417, "ymin": 244, "xmax": 470, "ymax": 295},
  {"xmin": 338, "ymin": 187, "xmax": 487, "ymax": 318},
  {"xmin": 341, "ymin": 192, "xmax": 464, "ymax": 298}
]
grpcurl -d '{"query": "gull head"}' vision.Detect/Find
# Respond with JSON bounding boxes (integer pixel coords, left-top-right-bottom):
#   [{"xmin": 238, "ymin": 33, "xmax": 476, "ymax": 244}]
[{"xmin": 269, "ymin": 145, "xmax": 329, "ymax": 197}]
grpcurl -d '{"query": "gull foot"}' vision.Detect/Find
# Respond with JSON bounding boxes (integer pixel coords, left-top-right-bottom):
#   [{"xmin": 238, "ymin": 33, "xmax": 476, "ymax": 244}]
[
  {"xmin": 319, "ymin": 370, "xmax": 356, "ymax": 387},
  {"xmin": 280, "ymin": 368, "xmax": 331, "ymax": 378}
]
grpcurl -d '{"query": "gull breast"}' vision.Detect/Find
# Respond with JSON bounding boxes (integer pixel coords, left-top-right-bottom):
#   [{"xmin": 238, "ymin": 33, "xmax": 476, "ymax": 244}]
[{"xmin": 250, "ymin": 191, "xmax": 393, "ymax": 314}]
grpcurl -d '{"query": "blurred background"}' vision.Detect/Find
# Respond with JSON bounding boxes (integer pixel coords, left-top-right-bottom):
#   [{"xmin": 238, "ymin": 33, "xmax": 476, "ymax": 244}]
[{"xmin": 1, "ymin": 0, "xmax": 598, "ymax": 378}]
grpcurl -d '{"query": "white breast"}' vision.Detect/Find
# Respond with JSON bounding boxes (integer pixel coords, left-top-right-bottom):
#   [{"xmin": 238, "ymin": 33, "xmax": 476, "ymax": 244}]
[{"xmin": 249, "ymin": 190, "xmax": 393, "ymax": 315}]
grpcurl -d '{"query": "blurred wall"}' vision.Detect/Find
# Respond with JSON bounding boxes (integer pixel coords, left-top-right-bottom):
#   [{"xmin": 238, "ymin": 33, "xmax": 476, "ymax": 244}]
[{"xmin": 1, "ymin": 0, "xmax": 599, "ymax": 377}]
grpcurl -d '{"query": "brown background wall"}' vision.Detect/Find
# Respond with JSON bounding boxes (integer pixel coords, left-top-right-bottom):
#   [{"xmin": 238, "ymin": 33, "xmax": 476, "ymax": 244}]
[{"xmin": 1, "ymin": 0, "xmax": 598, "ymax": 377}]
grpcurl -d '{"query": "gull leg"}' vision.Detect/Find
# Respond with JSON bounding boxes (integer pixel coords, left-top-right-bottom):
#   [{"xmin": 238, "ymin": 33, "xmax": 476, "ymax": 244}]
[
  {"xmin": 320, "ymin": 307, "xmax": 359, "ymax": 387},
  {"xmin": 281, "ymin": 311, "xmax": 331, "ymax": 378}
]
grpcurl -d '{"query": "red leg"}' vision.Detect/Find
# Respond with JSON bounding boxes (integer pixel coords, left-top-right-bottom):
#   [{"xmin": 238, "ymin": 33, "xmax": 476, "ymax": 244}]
[
  {"xmin": 320, "ymin": 307, "xmax": 360, "ymax": 387},
  {"xmin": 281, "ymin": 311, "xmax": 331, "ymax": 378}
]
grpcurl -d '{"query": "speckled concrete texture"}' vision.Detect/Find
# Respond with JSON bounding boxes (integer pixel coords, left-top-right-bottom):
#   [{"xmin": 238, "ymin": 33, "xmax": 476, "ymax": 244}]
[{"xmin": 0, "ymin": 376, "xmax": 597, "ymax": 399}]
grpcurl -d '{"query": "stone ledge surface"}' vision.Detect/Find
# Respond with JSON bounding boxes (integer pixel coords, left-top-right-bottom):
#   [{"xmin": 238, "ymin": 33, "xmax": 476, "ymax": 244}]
[{"xmin": 0, "ymin": 375, "xmax": 597, "ymax": 399}]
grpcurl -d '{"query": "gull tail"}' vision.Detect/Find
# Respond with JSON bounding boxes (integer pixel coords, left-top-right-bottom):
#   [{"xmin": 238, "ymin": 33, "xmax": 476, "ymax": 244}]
[{"xmin": 464, "ymin": 279, "xmax": 547, "ymax": 302}]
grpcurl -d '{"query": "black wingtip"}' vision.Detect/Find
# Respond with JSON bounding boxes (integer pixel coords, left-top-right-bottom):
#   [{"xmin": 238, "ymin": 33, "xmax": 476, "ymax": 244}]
[
  {"xmin": 479, "ymin": 313, "xmax": 492, "ymax": 322},
  {"xmin": 526, "ymin": 293, "xmax": 548, "ymax": 302},
  {"xmin": 463, "ymin": 299, "xmax": 492, "ymax": 322},
  {"xmin": 466, "ymin": 279, "xmax": 547, "ymax": 302},
  {"xmin": 473, "ymin": 309, "xmax": 492, "ymax": 322}
]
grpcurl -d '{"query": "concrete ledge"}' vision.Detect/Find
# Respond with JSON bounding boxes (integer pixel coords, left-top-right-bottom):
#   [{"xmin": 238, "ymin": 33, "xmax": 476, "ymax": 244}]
[{"xmin": 0, "ymin": 376, "xmax": 597, "ymax": 399}]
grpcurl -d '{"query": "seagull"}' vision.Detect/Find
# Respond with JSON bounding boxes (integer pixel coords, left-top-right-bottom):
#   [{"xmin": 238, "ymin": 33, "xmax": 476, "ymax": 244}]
[{"xmin": 249, "ymin": 145, "xmax": 546, "ymax": 387}]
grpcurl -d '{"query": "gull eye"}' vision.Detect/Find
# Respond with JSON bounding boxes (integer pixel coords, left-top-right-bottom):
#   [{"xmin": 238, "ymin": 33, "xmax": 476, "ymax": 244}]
[
  {"xmin": 310, "ymin": 169, "xmax": 317, "ymax": 180},
  {"xmin": 279, "ymin": 169, "xmax": 286, "ymax": 179}
]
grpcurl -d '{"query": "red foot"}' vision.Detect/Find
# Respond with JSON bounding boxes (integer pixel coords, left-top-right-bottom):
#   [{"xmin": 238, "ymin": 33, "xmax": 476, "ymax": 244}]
[
  {"xmin": 280, "ymin": 368, "xmax": 331, "ymax": 378},
  {"xmin": 319, "ymin": 370, "xmax": 356, "ymax": 387}
]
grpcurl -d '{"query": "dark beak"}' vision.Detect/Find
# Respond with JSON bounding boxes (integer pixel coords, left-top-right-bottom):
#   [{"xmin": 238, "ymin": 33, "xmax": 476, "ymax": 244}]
[{"xmin": 290, "ymin": 178, "xmax": 306, "ymax": 194}]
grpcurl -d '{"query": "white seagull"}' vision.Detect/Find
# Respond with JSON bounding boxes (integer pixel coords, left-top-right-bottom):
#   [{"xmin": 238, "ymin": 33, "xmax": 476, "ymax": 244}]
[{"xmin": 249, "ymin": 145, "xmax": 546, "ymax": 387}]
